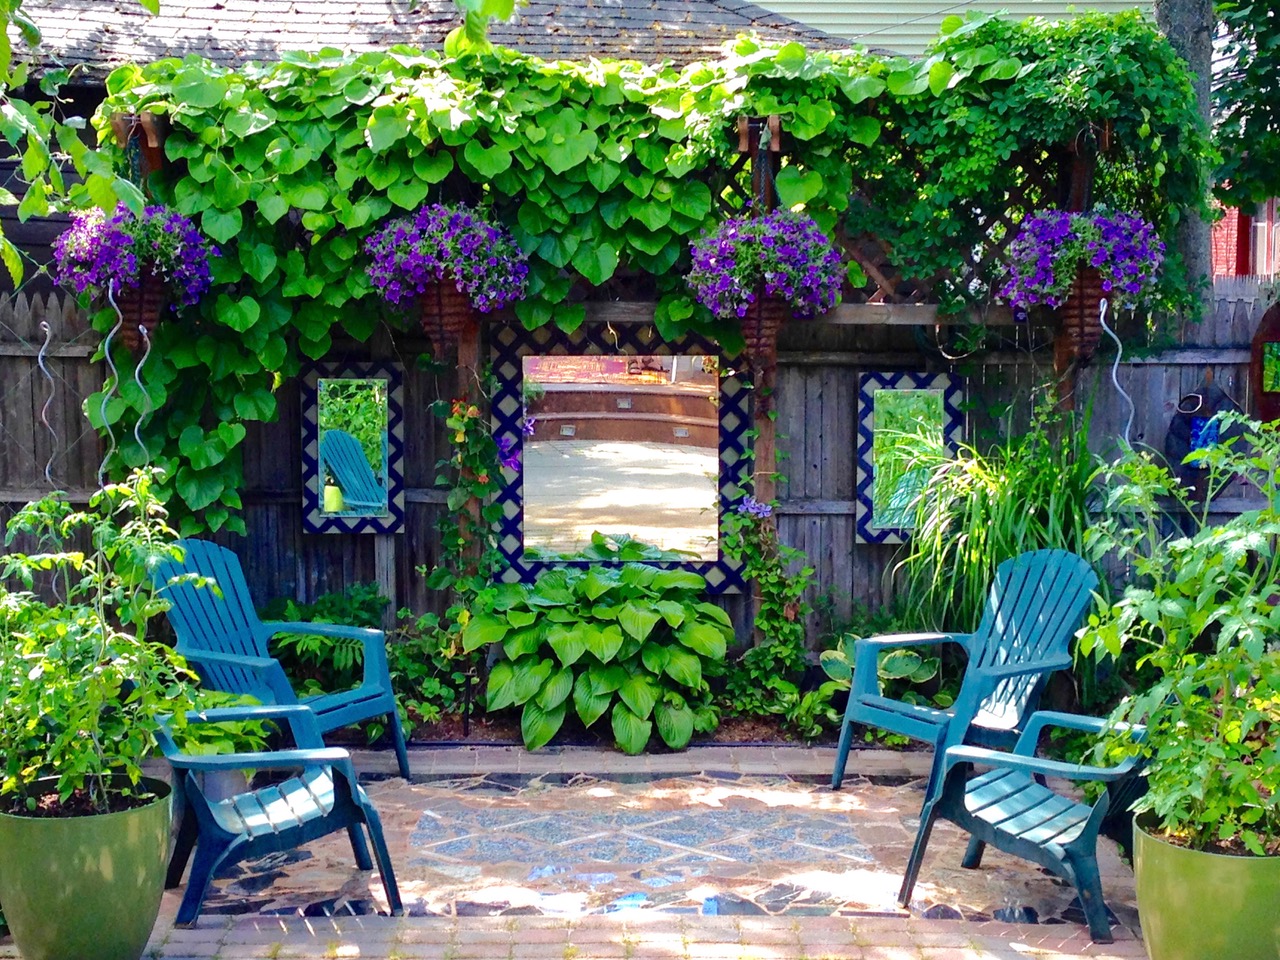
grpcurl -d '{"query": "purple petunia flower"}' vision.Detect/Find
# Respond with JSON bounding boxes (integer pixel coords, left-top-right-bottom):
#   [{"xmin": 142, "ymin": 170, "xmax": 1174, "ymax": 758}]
[
  {"xmin": 52, "ymin": 204, "xmax": 219, "ymax": 308},
  {"xmin": 365, "ymin": 203, "xmax": 528, "ymax": 312},
  {"xmin": 687, "ymin": 211, "xmax": 844, "ymax": 322},
  {"xmin": 521, "ymin": 416, "xmax": 537, "ymax": 437},
  {"xmin": 1001, "ymin": 209, "xmax": 1164, "ymax": 314}
]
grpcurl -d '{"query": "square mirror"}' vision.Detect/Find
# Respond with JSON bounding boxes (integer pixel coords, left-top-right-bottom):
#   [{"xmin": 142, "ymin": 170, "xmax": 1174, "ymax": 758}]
[
  {"xmin": 489, "ymin": 322, "xmax": 750, "ymax": 593},
  {"xmin": 856, "ymin": 372, "xmax": 964, "ymax": 543},
  {"xmin": 521, "ymin": 354, "xmax": 720, "ymax": 559},
  {"xmin": 301, "ymin": 362, "xmax": 404, "ymax": 534}
]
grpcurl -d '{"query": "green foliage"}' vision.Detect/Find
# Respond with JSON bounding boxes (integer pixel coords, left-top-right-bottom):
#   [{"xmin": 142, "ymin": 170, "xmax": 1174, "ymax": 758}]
[
  {"xmin": 897, "ymin": 395, "xmax": 1101, "ymax": 632},
  {"xmin": 318, "ymin": 379, "xmax": 387, "ymax": 482},
  {"xmin": 86, "ymin": 13, "xmax": 1209, "ymax": 532},
  {"xmin": 524, "ymin": 530, "xmax": 699, "ymax": 563},
  {"xmin": 0, "ymin": 469, "xmax": 197, "ymax": 815},
  {"xmin": 472, "ymin": 565, "xmax": 727, "ymax": 753},
  {"xmin": 1215, "ymin": 2, "xmax": 1280, "ymax": 206},
  {"xmin": 1081, "ymin": 415, "xmax": 1280, "ymax": 855},
  {"xmin": 386, "ymin": 610, "xmax": 475, "ymax": 733},
  {"xmin": 176, "ymin": 689, "xmax": 272, "ymax": 756},
  {"xmin": 719, "ymin": 501, "xmax": 822, "ymax": 735},
  {"xmin": 260, "ymin": 581, "xmax": 387, "ymax": 698}
]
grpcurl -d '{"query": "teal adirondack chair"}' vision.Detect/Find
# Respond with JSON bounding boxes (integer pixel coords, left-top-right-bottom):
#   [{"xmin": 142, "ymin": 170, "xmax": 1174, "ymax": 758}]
[
  {"xmin": 899, "ymin": 711, "xmax": 1145, "ymax": 942},
  {"xmin": 152, "ymin": 539, "xmax": 411, "ymax": 779},
  {"xmin": 831, "ymin": 549, "xmax": 1099, "ymax": 792},
  {"xmin": 321, "ymin": 429, "xmax": 386, "ymax": 510},
  {"xmin": 158, "ymin": 705, "xmax": 404, "ymax": 926}
]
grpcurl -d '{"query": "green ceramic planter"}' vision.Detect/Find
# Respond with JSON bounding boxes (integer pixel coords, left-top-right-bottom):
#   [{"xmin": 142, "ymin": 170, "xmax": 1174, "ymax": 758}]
[
  {"xmin": 0, "ymin": 778, "xmax": 171, "ymax": 960},
  {"xmin": 1134, "ymin": 818, "xmax": 1280, "ymax": 960}
]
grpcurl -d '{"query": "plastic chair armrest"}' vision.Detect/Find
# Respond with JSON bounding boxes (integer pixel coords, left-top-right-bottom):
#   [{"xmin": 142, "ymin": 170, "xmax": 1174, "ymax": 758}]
[
  {"xmin": 1012, "ymin": 710, "xmax": 1146, "ymax": 754},
  {"xmin": 181, "ymin": 703, "xmax": 325, "ymax": 748},
  {"xmin": 164, "ymin": 747, "xmax": 351, "ymax": 774},
  {"xmin": 943, "ymin": 744, "xmax": 1141, "ymax": 783},
  {"xmin": 852, "ymin": 633, "xmax": 968, "ymax": 697},
  {"xmin": 263, "ymin": 621, "xmax": 390, "ymax": 689}
]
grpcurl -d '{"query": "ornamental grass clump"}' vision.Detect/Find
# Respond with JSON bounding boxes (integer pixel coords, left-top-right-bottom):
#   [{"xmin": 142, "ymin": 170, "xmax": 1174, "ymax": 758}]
[
  {"xmin": 364, "ymin": 202, "xmax": 529, "ymax": 311},
  {"xmin": 687, "ymin": 211, "xmax": 845, "ymax": 321},
  {"xmin": 1001, "ymin": 208, "xmax": 1164, "ymax": 312},
  {"xmin": 52, "ymin": 204, "xmax": 219, "ymax": 308}
]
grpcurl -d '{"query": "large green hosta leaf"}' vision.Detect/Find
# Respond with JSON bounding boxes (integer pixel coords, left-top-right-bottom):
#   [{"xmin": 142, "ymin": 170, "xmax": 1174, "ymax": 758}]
[{"xmin": 611, "ymin": 703, "xmax": 652, "ymax": 755}]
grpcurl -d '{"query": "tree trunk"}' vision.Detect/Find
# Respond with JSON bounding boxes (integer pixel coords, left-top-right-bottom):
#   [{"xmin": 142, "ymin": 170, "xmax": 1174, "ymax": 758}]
[{"xmin": 1155, "ymin": 0, "xmax": 1215, "ymax": 317}]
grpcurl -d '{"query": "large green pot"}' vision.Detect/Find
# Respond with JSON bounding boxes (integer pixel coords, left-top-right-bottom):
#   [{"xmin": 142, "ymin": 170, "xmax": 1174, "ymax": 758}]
[
  {"xmin": 0, "ymin": 778, "xmax": 171, "ymax": 960},
  {"xmin": 1134, "ymin": 817, "xmax": 1280, "ymax": 960}
]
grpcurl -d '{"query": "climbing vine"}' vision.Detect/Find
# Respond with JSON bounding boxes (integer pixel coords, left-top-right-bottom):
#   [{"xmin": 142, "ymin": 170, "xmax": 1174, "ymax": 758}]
[{"xmin": 81, "ymin": 11, "xmax": 1210, "ymax": 531}]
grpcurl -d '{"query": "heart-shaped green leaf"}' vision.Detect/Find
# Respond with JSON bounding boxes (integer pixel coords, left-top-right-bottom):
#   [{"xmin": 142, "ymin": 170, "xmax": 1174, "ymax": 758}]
[
  {"xmin": 655, "ymin": 700, "xmax": 694, "ymax": 750},
  {"xmin": 522, "ymin": 699, "xmax": 566, "ymax": 751},
  {"xmin": 611, "ymin": 703, "xmax": 652, "ymax": 755}
]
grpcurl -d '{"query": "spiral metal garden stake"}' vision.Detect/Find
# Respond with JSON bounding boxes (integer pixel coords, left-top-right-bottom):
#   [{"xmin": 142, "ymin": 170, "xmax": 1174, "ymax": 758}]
[{"xmin": 35, "ymin": 321, "xmax": 59, "ymax": 485}]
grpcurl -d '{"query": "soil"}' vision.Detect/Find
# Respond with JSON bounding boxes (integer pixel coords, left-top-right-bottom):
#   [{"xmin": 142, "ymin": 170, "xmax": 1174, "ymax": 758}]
[{"xmin": 4, "ymin": 786, "xmax": 159, "ymax": 818}]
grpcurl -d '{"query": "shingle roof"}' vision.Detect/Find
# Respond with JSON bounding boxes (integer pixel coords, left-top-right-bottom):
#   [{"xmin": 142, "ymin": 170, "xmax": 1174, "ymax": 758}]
[{"xmin": 23, "ymin": 0, "xmax": 847, "ymax": 74}]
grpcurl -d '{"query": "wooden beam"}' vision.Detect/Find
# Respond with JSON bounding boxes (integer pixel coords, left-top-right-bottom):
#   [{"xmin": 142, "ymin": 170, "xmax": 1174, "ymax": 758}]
[
  {"xmin": 0, "ymin": 487, "xmax": 95, "ymax": 503},
  {"xmin": 572, "ymin": 301, "xmax": 1030, "ymax": 328},
  {"xmin": 1121, "ymin": 348, "xmax": 1251, "ymax": 365},
  {"xmin": 0, "ymin": 342, "xmax": 97, "ymax": 358},
  {"xmin": 775, "ymin": 499, "xmax": 858, "ymax": 516}
]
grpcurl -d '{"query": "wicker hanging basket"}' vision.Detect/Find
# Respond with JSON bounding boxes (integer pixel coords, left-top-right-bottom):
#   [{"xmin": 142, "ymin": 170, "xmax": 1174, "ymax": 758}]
[
  {"xmin": 742, "ymin": 295, "xmax": 789, "ymax": 370},
  {"xmin": 420, "ymin": 279, "xmax": 476, "ymax": 351},
  {"xmin": 112, "ymin": 270, "xmax": 167, "ymax": 351},
  {"xmin": 1053, "ymin": 266, "xmax": 1106, "ymax": 367}
]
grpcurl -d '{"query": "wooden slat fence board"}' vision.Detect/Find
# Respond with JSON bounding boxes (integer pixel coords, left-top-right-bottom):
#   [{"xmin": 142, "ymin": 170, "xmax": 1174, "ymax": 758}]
[{"xmin": 0, "ymin": 279, "xmax": 1271, "ymax": 648}]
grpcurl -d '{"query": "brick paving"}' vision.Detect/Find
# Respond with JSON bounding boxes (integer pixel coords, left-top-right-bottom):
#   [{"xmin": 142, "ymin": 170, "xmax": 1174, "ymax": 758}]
[{"xmin": 0, "ymin": 746, "xmax": 1148, "ymax": 960}]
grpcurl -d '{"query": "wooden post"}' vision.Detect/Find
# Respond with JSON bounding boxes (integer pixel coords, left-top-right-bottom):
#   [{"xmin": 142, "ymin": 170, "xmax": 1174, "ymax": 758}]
[
  {"xmin": 737, "ymin": 116, "xmax": 782, "ymax": 501},
  {"xmin": 455, "ymin": 313, "xmax": 484, "ymax": 576}
]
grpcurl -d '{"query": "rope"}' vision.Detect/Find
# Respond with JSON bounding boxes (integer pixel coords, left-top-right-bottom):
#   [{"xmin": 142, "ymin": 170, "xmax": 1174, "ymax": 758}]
[{"xmin": 35, "ymin": 320, "xmax": 59, "ymax": 486}]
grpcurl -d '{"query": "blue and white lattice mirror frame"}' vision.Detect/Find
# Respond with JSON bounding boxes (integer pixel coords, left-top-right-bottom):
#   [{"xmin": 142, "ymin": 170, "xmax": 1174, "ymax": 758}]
[
  {"xmin": 856, "ymin": 371, "xmax": 965, "ymax": 544},
  {"xmin": 301, "ymin": 361, "xmax": 405, "ymax": 535},
  {"xmin": 490, "ymin": 322, "xmax": 749, "ymax": 593}
]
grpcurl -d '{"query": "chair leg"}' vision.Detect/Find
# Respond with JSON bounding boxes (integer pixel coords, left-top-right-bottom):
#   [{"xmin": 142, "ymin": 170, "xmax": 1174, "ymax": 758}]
[
  {"xmin": 167, "ymin": 807, "xmax": 200, "ymax": 889},
  {"xmin": 388, "ymin": 708, "xmax": 411, "ymax": 780},
  {"xmin": 898, "ymin": 800, "xmax": 941, "ymax": 907},
  {"xmin": 348, "ymin": 823, "xmax": 373, "ymax": 870},
  {"xmin": 1068, "ymin": 854, "xmax": 1113, "ymax": 943},
  {"xmin": 361, "ymin": 806, "xmax": 404, "ymax": 916},
  {"xmin": 832, "ymin": 717, "xmax": 855, "ymax": 790},
  {"xmin": 961, "ymin": 835, "xmax": 986, "ymax": 869},
  {"xmin": 176, "ymin": 841, "xmax": 238, "ymax": 927}
]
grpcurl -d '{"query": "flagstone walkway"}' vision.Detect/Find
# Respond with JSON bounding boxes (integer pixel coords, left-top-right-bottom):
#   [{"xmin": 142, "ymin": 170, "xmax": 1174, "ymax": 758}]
[{"xmin": 0, "ymin": 746, "xmax": 1147, "ymax": 960}]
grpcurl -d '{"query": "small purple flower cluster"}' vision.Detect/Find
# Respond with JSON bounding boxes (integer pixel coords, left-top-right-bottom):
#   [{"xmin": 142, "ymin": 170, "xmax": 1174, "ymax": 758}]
[
  {"xmin": 53, "ymin": 204, "xmax": 219, "ymax": 307},
  {"xmin": 736, "ymin": 495, "xmax": 773, "ymax": 519},
  {"xmin": 1001, "ymin": 209, "xmax": 1165, "ymax": 312},
  {"xmin": 365, "ymin": 203, "xmax": 529, "ymax": 312},
  {"xmin": 687, "ymin": 211, "xmax": 845, "ymax": 322},
  {"xmin": 497, "ymin": 435, "xmax": 520, "ymax": 471}
]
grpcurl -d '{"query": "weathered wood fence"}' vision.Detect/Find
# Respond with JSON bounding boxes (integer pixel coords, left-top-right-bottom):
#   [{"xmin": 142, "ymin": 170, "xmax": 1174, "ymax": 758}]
[{"xmin": 0, "ymin": 277, "xmax": 1270, "ymax": 645}]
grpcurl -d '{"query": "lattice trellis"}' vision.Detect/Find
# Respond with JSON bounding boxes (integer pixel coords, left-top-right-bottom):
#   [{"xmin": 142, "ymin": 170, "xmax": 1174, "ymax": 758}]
[{"xmin": 490, "ymin": 321, "xmax": 749, "ymax": 593}]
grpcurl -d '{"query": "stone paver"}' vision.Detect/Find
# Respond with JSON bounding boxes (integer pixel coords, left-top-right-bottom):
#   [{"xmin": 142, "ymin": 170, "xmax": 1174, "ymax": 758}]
[{"xmin": 0, "ymin": 747, "xmax": 1144, "ymax": 960}]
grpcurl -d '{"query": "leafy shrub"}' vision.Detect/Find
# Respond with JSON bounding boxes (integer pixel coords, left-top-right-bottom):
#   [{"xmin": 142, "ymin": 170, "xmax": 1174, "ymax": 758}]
[
  {"xmin": 261, "ymin": 583, "xmax": 388, "ymax": 696},
  {"xmin": 386, "ymin": 610, "xmax": 478, "ymax": 733},
  {"xmin": 463, "ymin": 565, "xmax": 729, "ymax": 753}
]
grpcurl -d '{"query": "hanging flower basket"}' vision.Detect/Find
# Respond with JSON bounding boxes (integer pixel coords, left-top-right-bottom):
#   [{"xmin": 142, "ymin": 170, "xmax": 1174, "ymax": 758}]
[
  {"xmin": 1002, "ymin": 208, "xmax": 1165, "ymax": 366},
  {"xmin": 686, "ymin": 210, "xmax": 843, "ymax": 367},
  {"xmin": 365, "ymin": 203, "xmax": 528, "ymax": 353},
  {"xmin": 113, "ymin": 266, "xmax": 167, "ymax": 350},
  {"xmin": 419, "ymin": 278, "xmax": 477, "ymax": 350},
  {"xmin": 1054, "ymin": 265, "xmax": 1106, "ymax": 364},
  {"xmin": 52, "ymin": 204, "xmax": 219, "ymax": 351}
]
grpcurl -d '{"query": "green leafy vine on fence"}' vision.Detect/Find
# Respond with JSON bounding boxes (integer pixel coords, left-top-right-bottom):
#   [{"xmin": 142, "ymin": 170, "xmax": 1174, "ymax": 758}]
[{"xmin": 81, "ymin": 12, "xmax": 1209, "ymax": 532}]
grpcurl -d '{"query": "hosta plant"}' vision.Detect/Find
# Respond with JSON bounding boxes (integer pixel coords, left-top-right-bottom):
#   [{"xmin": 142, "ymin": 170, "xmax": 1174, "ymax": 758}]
[{"xmin": 463, "ymin": 564, "xmax": 729, "ymax": 753}]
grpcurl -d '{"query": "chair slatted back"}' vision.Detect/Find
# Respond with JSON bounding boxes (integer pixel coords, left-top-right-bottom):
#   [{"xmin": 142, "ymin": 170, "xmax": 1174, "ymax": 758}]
[
  {"xmin": 964, "ymin": 550, "xmax": 1098, "ymax": 731},
  {"xmin": 320, "ymin": 430, "xmax": 385, "ymax": 508},
  {"xmin": 153, "ymin": 539, "xmax": 293, "ymax": 702}
]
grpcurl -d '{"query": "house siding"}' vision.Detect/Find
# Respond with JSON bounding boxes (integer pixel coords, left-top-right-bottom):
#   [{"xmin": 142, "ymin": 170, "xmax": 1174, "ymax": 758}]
[{"xmin": 753, "ymin": 1, "xmax": 1153, "ymax": 56}]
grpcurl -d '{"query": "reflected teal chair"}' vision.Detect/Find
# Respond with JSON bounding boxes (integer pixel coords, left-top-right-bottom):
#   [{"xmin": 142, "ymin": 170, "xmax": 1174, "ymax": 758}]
[
  {"xmin": 899, "ymin": 711, "xmax": 1145, "ymax": 942},
  {"xmin": 321, "ymin": 429, "xmax": 386, "ymax": 510},
  {"xmin": 158, "ymin": 705, "xmax": 403, "ymax": 926},
  {"xmin": 152, "ymin": 539, "xmax": 411, "ymax": 779},
  {"xmin": 831, "ymin": 549, "xmax": 1099, "ymax": 793}
]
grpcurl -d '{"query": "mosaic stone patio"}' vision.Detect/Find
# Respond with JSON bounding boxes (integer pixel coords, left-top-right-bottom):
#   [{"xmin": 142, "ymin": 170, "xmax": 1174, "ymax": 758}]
[{"xmin": 195, "ymin": 771, "xmax": 1140, "ymax": 938}]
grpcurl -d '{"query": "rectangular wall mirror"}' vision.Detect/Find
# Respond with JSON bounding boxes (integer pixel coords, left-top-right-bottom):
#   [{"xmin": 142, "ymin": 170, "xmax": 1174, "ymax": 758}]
[
  {"xmin": 301, "ymin": 362, "xmax": 405, "ymax": 534},
  {"xmin": 856, "ymin": 372, "xmax": 964, "ymax": 544},
  {"xmin": 521, "ymin": 355, "xmax": 720, "ymax": 559},
  {"xmin": 490, "ymin": 323, "xmax": 750, "ymax": 593}
]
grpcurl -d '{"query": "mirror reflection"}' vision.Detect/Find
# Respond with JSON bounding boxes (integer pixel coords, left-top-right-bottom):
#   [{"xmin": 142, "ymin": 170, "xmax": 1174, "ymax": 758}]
[
  {"xmin": 521, "ymin": 355, "xmax": 720, "ymax": 559},
  {"xmin": 317, "ymin": 378, "xmax": 389, "ymax": 517},
  {"xmin": 871, "ymin": 388, "xmax": 945, "ymax": 530}
]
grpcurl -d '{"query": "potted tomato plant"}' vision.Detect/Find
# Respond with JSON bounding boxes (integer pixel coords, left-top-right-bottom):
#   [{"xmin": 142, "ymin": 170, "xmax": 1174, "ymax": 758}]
[{"xmin": 0, "ymin": 469, "xmax": 197, "ymax": 960}]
